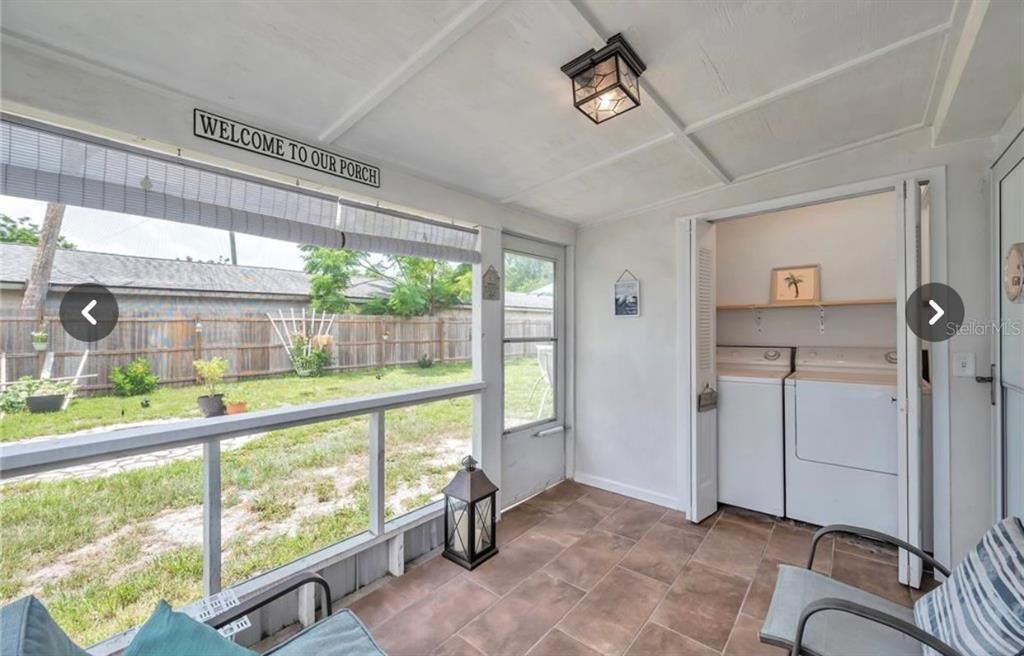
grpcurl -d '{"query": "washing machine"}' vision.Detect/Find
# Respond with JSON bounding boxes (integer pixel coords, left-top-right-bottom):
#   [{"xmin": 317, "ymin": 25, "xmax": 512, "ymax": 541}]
[
  {"xmin": 718, "ymin": 346, "xmax": 792, "ymax": 517},
  {"xmin": 784, "ymin": 347, "xmax": 899, "ymax": 534}
]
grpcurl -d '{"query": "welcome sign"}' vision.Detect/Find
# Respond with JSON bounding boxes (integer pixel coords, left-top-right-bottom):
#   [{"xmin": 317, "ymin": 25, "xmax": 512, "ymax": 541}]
[{"xmin": 193, "ymin": 109, "xmax": 380, "ymax": 188}]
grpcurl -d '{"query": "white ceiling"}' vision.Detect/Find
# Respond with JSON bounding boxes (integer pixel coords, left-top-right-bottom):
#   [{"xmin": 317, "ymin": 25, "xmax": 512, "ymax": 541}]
[{"xmin": 2, "ymin": 0, "xmax": 1019, "ymax": 225}]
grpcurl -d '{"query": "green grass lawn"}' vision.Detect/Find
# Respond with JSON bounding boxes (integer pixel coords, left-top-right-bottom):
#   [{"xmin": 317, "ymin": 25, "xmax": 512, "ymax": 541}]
[{"xmin": 0, "ymin": 358, "xmax": 549, "ymax": 646}]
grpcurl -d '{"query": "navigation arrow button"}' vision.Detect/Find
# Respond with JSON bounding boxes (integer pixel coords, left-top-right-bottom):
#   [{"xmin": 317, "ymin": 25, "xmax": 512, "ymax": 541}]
[
  {"xmin": 928, "ymin": 299, "xmax": 945, "ymax": 326},
  {"xmin": 81, "ymin": 299, "xmax": 98, "ymax": 326}
]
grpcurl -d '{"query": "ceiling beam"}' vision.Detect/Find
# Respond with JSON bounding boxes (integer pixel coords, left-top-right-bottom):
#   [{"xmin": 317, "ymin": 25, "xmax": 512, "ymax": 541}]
[
  {"xmin": 930, "ymin": 0, "xmax": 991, "ymax": 145},
  {"xmin": 317, "ymin": 0, "xmax": 505, "ymax": 144},
  {"xmin": 550, "ymin": 0, "xmax": 733, "ymax": 185}
]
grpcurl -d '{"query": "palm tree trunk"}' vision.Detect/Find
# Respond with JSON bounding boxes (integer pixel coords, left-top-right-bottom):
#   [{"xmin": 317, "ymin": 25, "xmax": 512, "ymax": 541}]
[{"xmin": 20, "ymin": 203, "xmax": 66, "ymax": 320}]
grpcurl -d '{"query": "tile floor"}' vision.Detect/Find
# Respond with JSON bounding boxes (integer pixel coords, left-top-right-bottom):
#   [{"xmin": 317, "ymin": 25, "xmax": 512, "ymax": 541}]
[{"xmin": 343, "ymin": 481, "xmax": 932, "ymax": 656}]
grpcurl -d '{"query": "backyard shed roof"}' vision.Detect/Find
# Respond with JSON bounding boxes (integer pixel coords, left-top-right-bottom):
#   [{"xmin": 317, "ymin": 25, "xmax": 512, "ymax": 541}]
[{"xmin": 0, "ymin": 243, "xmax": 550, "ymax": 308}]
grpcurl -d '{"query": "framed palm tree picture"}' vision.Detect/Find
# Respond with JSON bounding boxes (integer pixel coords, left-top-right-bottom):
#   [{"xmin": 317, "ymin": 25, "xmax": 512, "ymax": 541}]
[{"xmin": 770, "ymin": 264, "xmax": 820, "ymax": 303}]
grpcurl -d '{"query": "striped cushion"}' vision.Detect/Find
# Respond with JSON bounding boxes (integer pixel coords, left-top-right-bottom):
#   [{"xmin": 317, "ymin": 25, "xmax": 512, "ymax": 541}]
[{"xmin": 914, "ymin": 517, "xmax": 1024, "ymax": 656}]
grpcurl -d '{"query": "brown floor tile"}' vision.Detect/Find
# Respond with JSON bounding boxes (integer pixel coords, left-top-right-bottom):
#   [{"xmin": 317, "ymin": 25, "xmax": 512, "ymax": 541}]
[
  {"xmin": 374, "ymin": 576, "xmax": 498, "ymax": 656},
  {"xmin": 626, "ymin": 623, "xmax": 718, "ymax": 656},
  {"xmin": 545, "ymin": 529, "xmax": 636, "ymax": 590},
  {"xmin": 718, "ymin": 506, "xmax": 775, "ymax": 537},
  {"xmin": 470, "ymin": 530, "xmax": 567, "ymax": 595},
  {"xmin": 740, "ymin": 558, "xmax": 782, "ymax": 620},
  {"xmin": 523, "ymin": 481, "xmax": 588, "ymax": 514},
  {"xmin": 348, "ymin": 556, "xmax": 463, "ymax": 629},
  {"xmin": 834, "ymin": 533, "xmax": 899, "ymax": 567},
  {"xmin": 499, "ymin": 503, "xmax": 550, "ymax": 546},
  {"xmin": 911, "ymin": 573, "xmax": 942, "ymax": 603},
  {"xmin": 830, "ymin": 550, "xmax": 912, "ymax": 606},
  {"xmin": 596, "ymin": 500, "xmax": 667, "ymax": 540},
  {"xmin": 692, "ymin": 516, "xmax": 769, "ymax": 580},
  {"xmin": 531, "ymin": 500, "xmax": 609, "ymax": 547},
  {"xmin": 764, "ymin": 523, "xmax": 833, "ymax": 574},
  {"xmin": 576, "ymin": 486, "xmax": 630, "ymax": 514},
  {"xmin": 660, "ymin": 510, "xmax": 719, "ymax": 537},
  {"xmin": 559, "ymin": 567, "xmax": 668, "ymax": 656},
  {"xmin": 459, "ymin": 571, "xmax": 585, "ymax": 656},
  {"xmin": 435, "ymin": 636, "xmax": 486, "ymax": 656},
  {"xmin": 651, "ymin": 562, "xmax": 749, "ymax": 652},
  {"xmin": 620, "ymin": 522, "xmax": 705, "ymax": 584},
  {"xmin": 527, "ymin": 630, "xmax": 603, "ymax": 656},
  {"xmin": 723, "ymin": 613, "xmax": 785, "ymax": 655}
]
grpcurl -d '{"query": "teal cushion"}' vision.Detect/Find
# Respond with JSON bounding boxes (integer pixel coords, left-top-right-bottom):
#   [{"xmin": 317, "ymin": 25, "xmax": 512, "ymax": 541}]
[
  {"xmin": 269, "ymin": 609, "xmax": 384, "ymax": 656},
  {"xmin": 0, "ymin": 596, "xmax": 89, "ymax": 656},
  {"xmin": 124, "ymin": 600, "xmax": 257, "ymax": 656}
]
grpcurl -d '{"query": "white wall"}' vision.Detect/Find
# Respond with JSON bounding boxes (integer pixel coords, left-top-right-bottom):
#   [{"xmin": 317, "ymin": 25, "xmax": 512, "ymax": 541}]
[
  {"xmin": 575, "ymin": 125, "xmax": 998, "ymax": 564},
  {"xmin": 574, "ymin": 215, "xmax": 682, "ymax": 507},
  {"xmin": 716, "ymin": 192, "xmax": 898, "ymax": 348}
]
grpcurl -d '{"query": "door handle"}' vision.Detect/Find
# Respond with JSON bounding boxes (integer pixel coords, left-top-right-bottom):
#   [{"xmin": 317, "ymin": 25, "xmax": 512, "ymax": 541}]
[{"xmin": 976, "ymin": 364, "xmax": 996, "ymax": 406}]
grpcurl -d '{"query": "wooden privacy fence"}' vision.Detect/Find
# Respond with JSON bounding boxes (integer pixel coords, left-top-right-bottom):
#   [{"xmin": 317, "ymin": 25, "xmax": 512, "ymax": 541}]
[{"xmin": 0, "ymin": 310, "xmax": 553, "ymax": 394}]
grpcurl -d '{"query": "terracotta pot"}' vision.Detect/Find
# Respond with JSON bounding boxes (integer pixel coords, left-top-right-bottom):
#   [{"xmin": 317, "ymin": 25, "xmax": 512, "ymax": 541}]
[
  {"xmin": 198, "ymin": 394, "xmax": 225, "ymax": 417},
  {"xmin": 225, "ymin": 401, "xmax": 247, "ymax": 415}
]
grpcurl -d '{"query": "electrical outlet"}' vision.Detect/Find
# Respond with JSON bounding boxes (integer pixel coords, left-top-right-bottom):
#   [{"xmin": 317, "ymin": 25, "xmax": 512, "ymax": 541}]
[{"xmin": 954, "ymin": 352, "xmax": 976, "ymax": 377}]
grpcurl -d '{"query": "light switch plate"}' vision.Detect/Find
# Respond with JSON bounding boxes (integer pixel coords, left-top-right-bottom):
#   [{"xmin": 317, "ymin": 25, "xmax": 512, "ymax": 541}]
[{"xmin": 954, "ymin": 352, "xmax": 976, "ymax": 377}]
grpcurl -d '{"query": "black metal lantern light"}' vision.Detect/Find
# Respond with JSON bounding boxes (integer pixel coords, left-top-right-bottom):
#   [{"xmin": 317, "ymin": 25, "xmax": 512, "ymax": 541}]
[
  {"xmin": 442, "ymin": 456, "xmax": 498, "ymax": 570},
  {"xmin": 561, "ymin": 33, "xmax": 647, "ymax": 125}
]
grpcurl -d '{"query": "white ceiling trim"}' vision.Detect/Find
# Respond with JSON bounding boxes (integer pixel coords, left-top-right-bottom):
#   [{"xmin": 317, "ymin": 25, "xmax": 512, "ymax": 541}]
[
  {"xmin": 930, "ymin": 0, "xmax": 990, "ymax": 146},
  {"xmin": 682, "ymin": 21, "xmax": 954, "ymax": 136},
  {"xmin": 499, "ymin": 132, "xmax": 675, "ymax": 203},
  {"xmin": 589, "ymin": 123, "xmax": 926, "ymax": 225},
  {"xmin": 922, "ymin": 0, "xmax": 973, "ymax": 127},
  {"xmin": 549, "ymin": 0, "xmax": 733, "ymax": 185},
  {"xmin": 316, "ymin": 0, "xmax": 505, "ymax": 144}
]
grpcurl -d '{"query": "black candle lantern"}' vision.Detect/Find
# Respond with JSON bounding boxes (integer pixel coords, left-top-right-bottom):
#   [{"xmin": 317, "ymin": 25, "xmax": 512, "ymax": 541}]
[
  {"xmin": 442, "ymin": 455, "xmax": 498, "ymax": 570},
  {"xmin": 561, "ymin": 33, "xmax": 647, "ymax": 125}
]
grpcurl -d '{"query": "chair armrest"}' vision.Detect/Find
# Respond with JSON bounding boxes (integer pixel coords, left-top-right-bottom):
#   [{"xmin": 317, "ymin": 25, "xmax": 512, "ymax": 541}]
[
  {"xmin": 791, "ymin": 597, "xmax": 962, "ymax": 656},
  {"xmin": 806, "ymin": 524, "xmax": 951, "ymax": 577},
  {"xmin": 205, "ymin": 572, "xmax": 333, "ymax": 630}
]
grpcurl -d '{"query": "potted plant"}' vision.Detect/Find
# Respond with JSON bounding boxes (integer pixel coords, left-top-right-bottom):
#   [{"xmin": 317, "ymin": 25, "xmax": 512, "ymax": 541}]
[
  {"xmin": 31, "ymin": 329, "xmax": 48, "ymax": 352},
  {"xmin": 26, "ymin": 379, "xmax": 72, "ymax": 413},
  {"xmin": 193, "ymin": 357, "xmax": 228, "ymax": 417},
  {"xmin": 224, "ymin": 394, "xmax": 247, "ymax": 415}
]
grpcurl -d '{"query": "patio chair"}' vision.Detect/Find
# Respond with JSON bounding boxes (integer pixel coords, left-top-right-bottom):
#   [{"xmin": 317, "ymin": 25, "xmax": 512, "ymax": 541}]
[
  {"xmin": 527, "ymin": 343, "xmax": 554, "ymax": 419},
  {"xmin": 204, "ymin": 572, "xmax": 384, "ymax": 655},
  {"xmin": 759, "ymin": 517, "xmax": 1024, "ymax": 656}
]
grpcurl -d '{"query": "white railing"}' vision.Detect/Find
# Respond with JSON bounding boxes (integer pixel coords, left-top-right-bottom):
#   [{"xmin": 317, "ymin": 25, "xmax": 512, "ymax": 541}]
[{"xmin": 0, "ymin": 380, "xmax": 485, "ymax": 597}]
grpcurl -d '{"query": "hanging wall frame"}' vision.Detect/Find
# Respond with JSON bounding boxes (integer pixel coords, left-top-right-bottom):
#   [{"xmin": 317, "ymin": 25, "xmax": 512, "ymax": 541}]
[{"xmin": 614, "ymin": 270, "xmax": 640, "ymax": 317}]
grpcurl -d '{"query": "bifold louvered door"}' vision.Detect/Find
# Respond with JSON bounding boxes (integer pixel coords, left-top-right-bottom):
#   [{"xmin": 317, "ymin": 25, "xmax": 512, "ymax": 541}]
[{"xmin": 690, "ymin": 220, "xmax": 718, "ymax": 523}]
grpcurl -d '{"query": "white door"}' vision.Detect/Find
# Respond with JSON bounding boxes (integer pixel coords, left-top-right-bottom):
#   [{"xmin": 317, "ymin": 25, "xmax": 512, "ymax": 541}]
[
  {"xmin": 500, "ymin": 235, "xmax": 566, "ymax": 506},
  {"xmin": 898, "ymin": 179, "xmax": 924, "ymax": 586},
  {"xmin": 689, "ymin": 220, "xmax": 718, "ymax": 522},
  {"xmin": 994, "ymin": 135, "xmax": 1024, "ymax": 519}
]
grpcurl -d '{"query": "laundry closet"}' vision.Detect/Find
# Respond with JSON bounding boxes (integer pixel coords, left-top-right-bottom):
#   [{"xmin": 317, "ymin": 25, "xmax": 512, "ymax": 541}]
[{"xmin": 711, "ymin": 190, "xmax": 932, "ymax": 541}]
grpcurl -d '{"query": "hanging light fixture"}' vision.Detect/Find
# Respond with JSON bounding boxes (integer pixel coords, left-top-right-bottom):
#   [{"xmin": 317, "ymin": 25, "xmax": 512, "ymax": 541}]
[{"xmin": 561, "ymin": 33, "xmax": 647, "ymax": 125}]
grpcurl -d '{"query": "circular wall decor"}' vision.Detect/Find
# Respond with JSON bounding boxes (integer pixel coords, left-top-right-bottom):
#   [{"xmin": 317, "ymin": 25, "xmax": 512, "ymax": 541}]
[{"xmin": 1006, "ymin": 242, "xmax": 1024, "ymax": 303}]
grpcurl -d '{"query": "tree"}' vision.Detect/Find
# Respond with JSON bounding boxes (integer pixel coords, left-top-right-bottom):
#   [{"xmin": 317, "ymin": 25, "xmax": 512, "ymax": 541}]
[
  {"xmin": 0, "ymin": 214, "xmax": 76, "ymax": 249},
  {"xmin": 300, "ymin": 246, "xmax": 471, "ymax": 317},
  {"xmin": 504, "ymin": 253, "xmax": 550, "ymax": 293},
  {"xmin": 301, "ymin": 246, "xmax": 362, "ymax": 313},
  {"xmin": 20, "ymin": 203, "xmax": 68, "ymax": 317}
]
